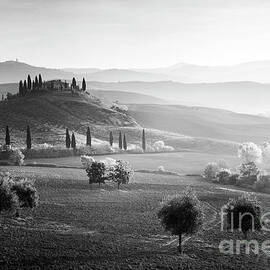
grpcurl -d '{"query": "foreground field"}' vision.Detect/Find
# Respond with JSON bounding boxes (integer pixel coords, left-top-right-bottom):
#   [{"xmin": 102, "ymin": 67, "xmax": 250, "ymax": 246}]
[{"xmin": 1, "ymin": 161, "xmax": 270, "ymax": 269}]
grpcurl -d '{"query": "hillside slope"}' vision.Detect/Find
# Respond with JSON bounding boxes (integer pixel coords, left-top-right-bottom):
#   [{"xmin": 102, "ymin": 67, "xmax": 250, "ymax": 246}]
[
  {"xmin": 0, "ymin": 91, "xmax": 137, "ymax": 145},
  {"xmin": 128, "ymin": 104, "xmax": 270, "ymax": 143}
]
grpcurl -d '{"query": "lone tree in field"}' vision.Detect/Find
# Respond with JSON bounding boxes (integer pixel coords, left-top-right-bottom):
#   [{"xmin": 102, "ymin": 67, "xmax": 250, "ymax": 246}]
[
  {"xmin": 222, "ymin": 193, "xmax": 261, "ymax": 239},
  {"xmin": 86, "ymin": 127, "xmax": 91, "ymax": 146},
  {"xmin": 82, "ymin": 78, "xmax": 86, "ymax": 91},
  {"xmin": 71, "ymin": 132, "xmax": 76, "ymax": 149},
  {"xmin": 65, "ymin": 128, "xmax": 71, "ymax": 148},
  {"xmin": 123, "ymin": 134, "xmax": 127, "ymax": 151},
  {"xmin": 109, "ymin": 160, "xmax": 133, "ymax": 189},
  {"xmin": 26, "ymin": 125, "xmax": 32, "ymax": 149},
  {"xmin": 119, "ymin": 131, "xmax": 123, "ymax": 150},
  {"xmin": 142, "ymin": 129, "xmax": 146, "ymax": 152},
  {"xmin": 5, "ymin": 126, "xmax": 10, "ymax": 145},
  {"xmin": 27, "ymin": 75, "xmax": 32, "ymax": 90},
  {"xmin": 86, "ymin": 161, "xmax": 106, "ymax": 187},
  {"xmin": 158, "ymin": 189, "xmax": 203, "ymax": 254},
  {"xmin": 109, "ymin": 131, "xmax": 114, "ymax": 146}
]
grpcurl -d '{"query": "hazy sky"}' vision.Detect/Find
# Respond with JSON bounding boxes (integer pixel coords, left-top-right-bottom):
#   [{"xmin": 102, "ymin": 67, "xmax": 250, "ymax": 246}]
[{"xmin": 1, "ymin": 0, "xmax": 270, "ymax": 68}]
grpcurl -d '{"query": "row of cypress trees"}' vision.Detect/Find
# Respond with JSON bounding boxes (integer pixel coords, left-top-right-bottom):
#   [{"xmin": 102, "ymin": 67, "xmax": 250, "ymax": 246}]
[
  {"xmin": 4, "ymin": 126, "xmax": 146, "ymax": 152},
  {"xmin": 110, "ymin": 129, "xmax": 146, "ymax": 151},
  {"xmin": 4, "ymin": 126, "xmax": 32, "ymax": 149},
  {"xmin": 65, "ymin": 128, "xmax": 146, "ymax": 151}
]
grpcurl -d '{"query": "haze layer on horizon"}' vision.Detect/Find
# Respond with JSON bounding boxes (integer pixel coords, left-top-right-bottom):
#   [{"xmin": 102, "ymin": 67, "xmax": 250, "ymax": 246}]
[{"xmin": 1, "ymin": 0, "xmax": 270, "ymax": 69}]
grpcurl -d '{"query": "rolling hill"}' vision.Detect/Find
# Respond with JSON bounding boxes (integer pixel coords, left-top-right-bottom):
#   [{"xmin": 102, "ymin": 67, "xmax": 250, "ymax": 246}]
[
  {"xmin": 0, "ymin": 61, "xmax": 73, "ymax": 83},
  {"xmin": 128, "ymin": 104, "xmax": 270, "ymax": 144},
  {"xmin": 87, "ymin": 81, "xmax": 270, "ymax": 114}
]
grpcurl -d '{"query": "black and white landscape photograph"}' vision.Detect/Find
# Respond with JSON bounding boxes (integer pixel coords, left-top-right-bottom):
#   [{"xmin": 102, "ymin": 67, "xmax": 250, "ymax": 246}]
[{"xmin": 1, "ymin": 0, "xmax": 270, "ymax": 269}]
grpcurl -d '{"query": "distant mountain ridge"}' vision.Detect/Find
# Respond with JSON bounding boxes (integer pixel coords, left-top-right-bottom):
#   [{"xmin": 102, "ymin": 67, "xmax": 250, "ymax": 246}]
[{"xmin": 3, "ymin": 60, "xmax": 270, "ymax": 83}]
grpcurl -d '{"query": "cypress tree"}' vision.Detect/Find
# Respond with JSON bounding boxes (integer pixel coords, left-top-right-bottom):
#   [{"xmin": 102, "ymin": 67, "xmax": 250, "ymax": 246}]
[
  {"xmin": 23, "ymin": 80, "xmax": 27, "ymax": 94},
  {"xmin": 109, "ymin": 131, "xmax": 113, "ymax": 146},
  {"xmin": 142, "ymin": 129, "xmax": 146, "ymax": 152},
  {"xmin": 82, "ymin": 78, "xmax": 86, "ymax": 91},
  {"xmin": 71, "ymin": 132, "xmax": 76, "ymax": 149},
  {"xmin": 65, "ymin": 128, "xmax": 71, "ymax": 148},
  {"xmin": 86, "ymin": 127, "xmax": 91, "ymax": 146},
  {"xmin": 5, "ymin": 126, "xmax": 10, "ymax": 145},
  {"xmin": 38, "ymin": 74, "xmax": 43, "ymax": 88},
  {"xmin": 118, "ymin": 131, "xmax": 122, "ymax": 150},
  {"xmin": 35, "ymin": 76, "xmax": 39, "ymax": 89},
  {"xmin": 32, "ymin": 80, "xmax": 36, "ymax": 91},
  {"xmin": 72, "ymin": 77, "xmax": 76, "ymax": 89},
  {"xmin": 27, "ymin": 75, "xmax": 32, "ymax": 90},
  {"xmin": 19, "ymin": 80, "xmax": 23, "ymax": 96},
  {"xmin": 26, "ymin": 125, "xmax": 32, "ymax": 149},
  {"xmin": 123, "ymin": 134, "xmax": 127, "ymax": 151}
]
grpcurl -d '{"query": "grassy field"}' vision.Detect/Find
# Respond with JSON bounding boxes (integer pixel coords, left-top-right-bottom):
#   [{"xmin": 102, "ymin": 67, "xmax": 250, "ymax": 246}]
[
  {"xmin": 1, "ymin": 152, "xmax": 270, "ymax": 269},
  {"xmin": 27, "ymin": 151, "xmax": 240, "ymax": 175}
]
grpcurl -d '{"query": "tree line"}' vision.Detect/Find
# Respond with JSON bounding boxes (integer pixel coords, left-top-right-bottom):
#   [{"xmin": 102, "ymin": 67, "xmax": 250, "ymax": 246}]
[
  {"xmin": 3, "ymin": 125, "xmax": 147, "ymax": 152},
  {"xmin": 19, "ymin": 74, "xmax": 43, "ymax": 96}
]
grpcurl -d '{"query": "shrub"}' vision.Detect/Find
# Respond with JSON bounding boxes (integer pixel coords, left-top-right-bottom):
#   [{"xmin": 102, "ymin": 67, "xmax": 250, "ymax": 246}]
[
  {"xmin": 216, "ymin": 168, "xmax": 231, "ymax": 184},
  {"xmin": 11, "ymin": 178, "xmax": 38, "ymax": 209},
  {"xmin": 227, "ymin": 173, "xmax": 239, "ymax": 185},
  {"xmin": 0, "ymin": 173, "xmax": 18, "ymax": 214},
  {"xmin": 253, "ymin": 173, "xmax": 270, "ymax": 192},
  {"xmin": 202, "ymin": 162, "xmax": 219, "ymax": 181},
  {"xmin": 237, "ymin": 162, "xmax": 260, "ymax": 186},
  {"xmin": 9, "ymin": 148, "xmax": 25, "ymax": 166},
  {"xmin": 222, "ymin": 193, "xmax": 261, "ymax": 238},
  {"xmin": 152, "ymin": 141, "xmax": 174, "ymax": 152},
  {"xmin": 86, "ymin": 161, "xmax": 106, "ymax": 186},
  {"xmin": 108, "ymin": 160, "xmax": 134, "ymax": 189},
  {"xmin": 157, "ymin": 188, "xmax": 203, "ymax": 253},
  {"xmin": 0, "ymin": 172, "xmax": 38, "ymax": 216}
]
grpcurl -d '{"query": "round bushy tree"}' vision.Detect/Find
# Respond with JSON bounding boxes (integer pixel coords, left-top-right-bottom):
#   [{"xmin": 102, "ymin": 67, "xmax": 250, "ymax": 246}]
[
  {"xmin": 86, "ymin": 161, "xmax": 106, "ymax": 187},
  {"xmin": 109, "ymin": 160, "xmax": 133, "ymax": 189},
  {"xmin": 158, "ymin": 189, "xmax": 203, "ymax": 253},
  {"xmin": 0, "ymin": 180, "xmax": 18, "ymax": 214},
  {"xmin": 222, "ymin": 193, "xmax": 261, "ymax": 239}
]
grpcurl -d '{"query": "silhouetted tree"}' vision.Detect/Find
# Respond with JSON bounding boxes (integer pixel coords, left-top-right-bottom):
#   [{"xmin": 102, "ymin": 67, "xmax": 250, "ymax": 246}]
[
  {"xmin": 158, "ymin": 189, "xmax": 203, "ymax": 254},
  {"xmin": 119, "ymin": 131, "xmax": 122, "ymax": 150},
  {"xmin": 23, "ymin": 80, "xmax": 27, "ymax": 94},
  {"xmin": 142, "ymin": 129, "xmax": 146, "ymax": 152},
  {"xmin": 86, "ymin": 127, "xmax": 91, "ymax": 146},
  {"xmin": 38, "ymin": 74, "xmax": 43, "ymax": 88},
  {"xmin": 25, "ymin": 125, "xmax": 31, "ymax": 149},
  {"xmin": 19, "ymin": 80, "xmax": 23, "ymax": 96},
  {"xmin": 71, "ymin": 77, "xmax": 77, "ymax": 89},
  {"xmin": 32, "ymin": 80, "xmax": 36, "ymax": 91},
  {"xmin": 71, "ymin": 132, "xmax": 76, "ymax": 149},
  {"xmin": 35, "ymin": 76, "xmax": 39, "ymax": 90},
  {"xmin": 5, "ymin": 126, "xmax": 10, "ymax": 145},
  {"xmin": 109, "ymin": 131, "xmax": 113, "ymax": 146},
  {"xmin": 27, "ymin": 75, "xmax": 32, "ymax": 90},
  {"xmin": 123, "ymin": 134, "xmax": 127, "ymax": 151},
  {"xmin": 82, "ymin": 78, "xmax": 86, "ymax": 91},
  {"xmin": 65, "ymin": 128, "xmax": 71, "ymax": 148}
]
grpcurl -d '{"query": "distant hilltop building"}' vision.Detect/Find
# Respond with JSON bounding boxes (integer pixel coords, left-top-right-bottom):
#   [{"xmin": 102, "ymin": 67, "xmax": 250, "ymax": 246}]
[{"xmin": 43, "ymin": 80, "xmax": 70, "ymax": 91}]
